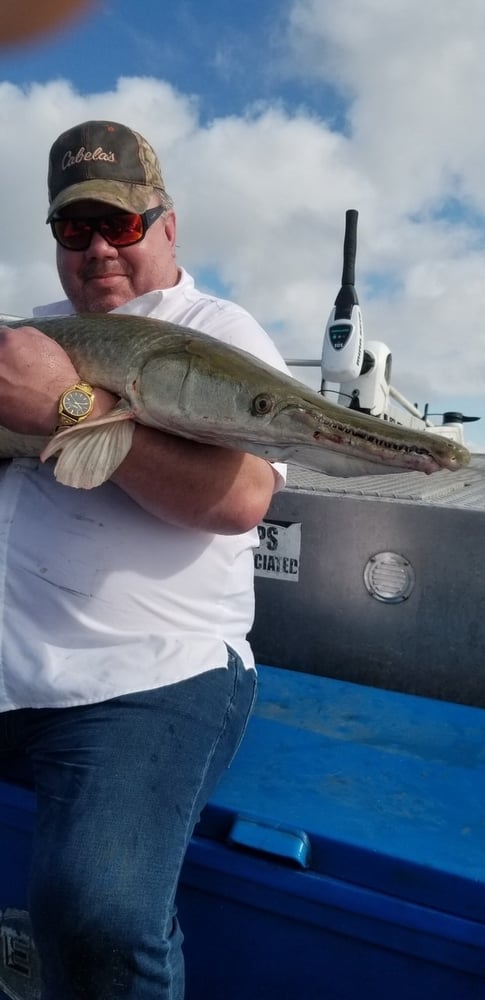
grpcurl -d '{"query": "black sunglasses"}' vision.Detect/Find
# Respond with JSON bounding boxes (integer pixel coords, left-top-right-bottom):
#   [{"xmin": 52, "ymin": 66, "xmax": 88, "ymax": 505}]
[{"xmin": 50, "ymin": 205, "xmax": 165, "ymax": 251}]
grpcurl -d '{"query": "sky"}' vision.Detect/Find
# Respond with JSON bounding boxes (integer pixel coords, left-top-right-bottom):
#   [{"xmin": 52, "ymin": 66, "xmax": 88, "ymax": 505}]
[{"xmin": 1, "ymin": 0, "xmax": 485, "ymax": 449}]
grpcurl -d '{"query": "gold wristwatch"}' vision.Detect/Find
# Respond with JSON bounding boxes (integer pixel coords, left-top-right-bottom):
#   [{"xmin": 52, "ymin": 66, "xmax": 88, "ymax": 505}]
[{"xmin": 57, "ymin": 382, "xmax": 95, "ymax": 429}]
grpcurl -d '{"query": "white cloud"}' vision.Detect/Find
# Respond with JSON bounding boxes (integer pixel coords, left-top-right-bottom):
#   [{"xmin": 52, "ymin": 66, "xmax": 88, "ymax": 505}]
[
  {"xmin": 1, "ymin": 0, "xmax": 485, "ymax": 449},
  {"xmin": 286, "ymin": 0, "xmax": 485, "ymax": 210}
]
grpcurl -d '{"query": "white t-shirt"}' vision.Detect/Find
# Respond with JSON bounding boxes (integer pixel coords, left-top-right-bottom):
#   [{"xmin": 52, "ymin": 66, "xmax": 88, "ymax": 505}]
[{"xmin": 0, "ymin": 270, "xmax": 287, "ymax": 712}]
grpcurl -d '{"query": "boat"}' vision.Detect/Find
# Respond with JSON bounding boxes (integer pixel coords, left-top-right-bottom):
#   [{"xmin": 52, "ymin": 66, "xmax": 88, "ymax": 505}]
[{"xmin": 1, "ymin": 214, "xmax": 484, "ymax": 999}]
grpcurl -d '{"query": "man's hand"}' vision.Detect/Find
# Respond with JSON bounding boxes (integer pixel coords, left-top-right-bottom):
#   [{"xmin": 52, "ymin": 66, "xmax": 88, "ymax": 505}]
[{"xmin": 0, "ymin": 324, "xmax": 80, "ymax": 435}]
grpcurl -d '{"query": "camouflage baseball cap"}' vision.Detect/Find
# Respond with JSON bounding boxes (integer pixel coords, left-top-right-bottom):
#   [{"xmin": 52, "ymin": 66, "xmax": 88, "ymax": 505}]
[{"xmin": 46, "ymin": 120, "xmax": 167, "ymax": 221}]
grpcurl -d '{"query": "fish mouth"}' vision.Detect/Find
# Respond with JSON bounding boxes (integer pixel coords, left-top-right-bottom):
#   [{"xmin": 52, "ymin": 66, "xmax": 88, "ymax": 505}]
[
  {"xmin": 286, "ymin": 403, "xmax": 469, "ymax": 473},
  {"xmin": 312, "ymin": 425, "xmax": 443, "ymax": 472}
]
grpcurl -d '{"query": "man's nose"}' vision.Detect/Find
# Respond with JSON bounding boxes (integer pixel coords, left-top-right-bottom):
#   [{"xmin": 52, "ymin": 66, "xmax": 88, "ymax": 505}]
[{"xmin": 86, "ymin": 231, "xmax": 119, "ymax": 256}]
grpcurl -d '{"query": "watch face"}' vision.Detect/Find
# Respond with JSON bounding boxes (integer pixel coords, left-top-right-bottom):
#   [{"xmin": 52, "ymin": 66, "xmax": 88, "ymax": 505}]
[{"xmin": 63, "ymin": 389, "xmax": 92, "ymax": 417}]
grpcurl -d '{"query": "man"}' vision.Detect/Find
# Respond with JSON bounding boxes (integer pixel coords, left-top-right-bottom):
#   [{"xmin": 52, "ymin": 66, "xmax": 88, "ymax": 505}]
[{"xmin": 0, "ymin": 120, "xmax": 287, "ymax": 999}]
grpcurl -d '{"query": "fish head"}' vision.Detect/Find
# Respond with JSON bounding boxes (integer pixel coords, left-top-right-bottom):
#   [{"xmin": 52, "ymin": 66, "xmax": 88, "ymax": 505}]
[
  {"xmin": 130, "ymin": 338, "xmax": 322, "ymax": 444},
  {"xmin": 132, "ymin": 335, "xmax": 470, "ymax": 476}
]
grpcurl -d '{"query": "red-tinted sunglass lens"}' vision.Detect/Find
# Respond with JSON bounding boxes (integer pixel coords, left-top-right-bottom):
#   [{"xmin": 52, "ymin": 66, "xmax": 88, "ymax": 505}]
[
  {"xmin": 98, "ymin": 214, "xmax": 145, "ymax": 246},
  {"xmin": 53, "ymin": 219, "xmax": 93, "ymax": 250}
]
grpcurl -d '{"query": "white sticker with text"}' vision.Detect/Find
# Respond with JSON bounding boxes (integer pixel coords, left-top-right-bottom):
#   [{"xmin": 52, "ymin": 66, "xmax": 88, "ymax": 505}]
[{"xmin": 254, "ymin": 521, "xmax": 301, "ymax": 582}]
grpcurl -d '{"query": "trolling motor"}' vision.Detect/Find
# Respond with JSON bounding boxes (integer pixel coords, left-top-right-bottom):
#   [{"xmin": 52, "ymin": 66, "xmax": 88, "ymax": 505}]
[
  {"xmin": 319, "ymin": 210, "xmax": 479, "ymax": 443},
  {"xmin": 321, "ymin": 209, "xmax": 364, "ymax": 384},
  {"xmin": 321, "ymin": 209, "xmax": 390, "ymax": 416}
]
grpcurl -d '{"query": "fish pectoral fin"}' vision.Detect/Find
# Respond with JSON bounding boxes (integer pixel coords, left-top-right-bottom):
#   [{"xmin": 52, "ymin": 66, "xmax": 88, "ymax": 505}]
[{"xmin": 40, "ymin": 401, "xmax": 136, "ymax": 489}]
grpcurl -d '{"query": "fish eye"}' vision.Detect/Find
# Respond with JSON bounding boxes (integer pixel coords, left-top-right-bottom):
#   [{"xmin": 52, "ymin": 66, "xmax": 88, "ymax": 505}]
[{"xmin": 252, "ymin": 393, "xmax": 274, "ymax": 416}]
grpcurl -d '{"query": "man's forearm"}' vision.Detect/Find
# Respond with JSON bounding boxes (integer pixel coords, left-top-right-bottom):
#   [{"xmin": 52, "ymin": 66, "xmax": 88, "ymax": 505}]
[{"xmin": 112, "ymin": 423, "xmax": 278, "ymax": 534}]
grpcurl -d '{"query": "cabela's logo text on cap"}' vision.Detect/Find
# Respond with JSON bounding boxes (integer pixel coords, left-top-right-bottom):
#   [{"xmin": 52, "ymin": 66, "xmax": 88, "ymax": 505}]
[{"xmin": 61, "ymin": 147, "xmax": 117, "ymax": 170}]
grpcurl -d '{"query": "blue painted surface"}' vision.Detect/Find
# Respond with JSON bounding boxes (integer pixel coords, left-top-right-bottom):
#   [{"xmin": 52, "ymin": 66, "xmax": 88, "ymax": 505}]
[
  {"xmin": 197, "ymin": 664, "xmax": 485, "ymax": 920},
  {"xmin": 180, "ymin": 665, "xmax": 485, "ymax": 997},
  {"xmin": 1, "ymin": 664, "xmax": 485, "ymax": 998}
]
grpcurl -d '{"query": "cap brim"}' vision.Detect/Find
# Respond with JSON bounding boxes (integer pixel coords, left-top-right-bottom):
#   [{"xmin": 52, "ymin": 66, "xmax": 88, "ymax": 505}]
[{"xmin": 47, "ymin": 179, "xmax": 155, "ymax": 221}]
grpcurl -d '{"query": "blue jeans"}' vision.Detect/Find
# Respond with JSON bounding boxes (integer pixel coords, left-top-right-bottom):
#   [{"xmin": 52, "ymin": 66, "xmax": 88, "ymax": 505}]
[{"xmin": 0, "ymin": 650, "xmax": 256, "ymax": 999}]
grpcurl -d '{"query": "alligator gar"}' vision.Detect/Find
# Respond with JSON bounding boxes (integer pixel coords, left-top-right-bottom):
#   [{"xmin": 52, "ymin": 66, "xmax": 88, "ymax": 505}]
[{"xmin": 0, "ymin": 313, "xmax": 469, "ymax": 488}]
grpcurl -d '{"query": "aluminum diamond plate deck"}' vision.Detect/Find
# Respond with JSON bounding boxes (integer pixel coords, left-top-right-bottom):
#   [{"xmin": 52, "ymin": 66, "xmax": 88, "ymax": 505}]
[{"xmin": 286, "ymin": 454, "xmax": 485, "ymax": 510}]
